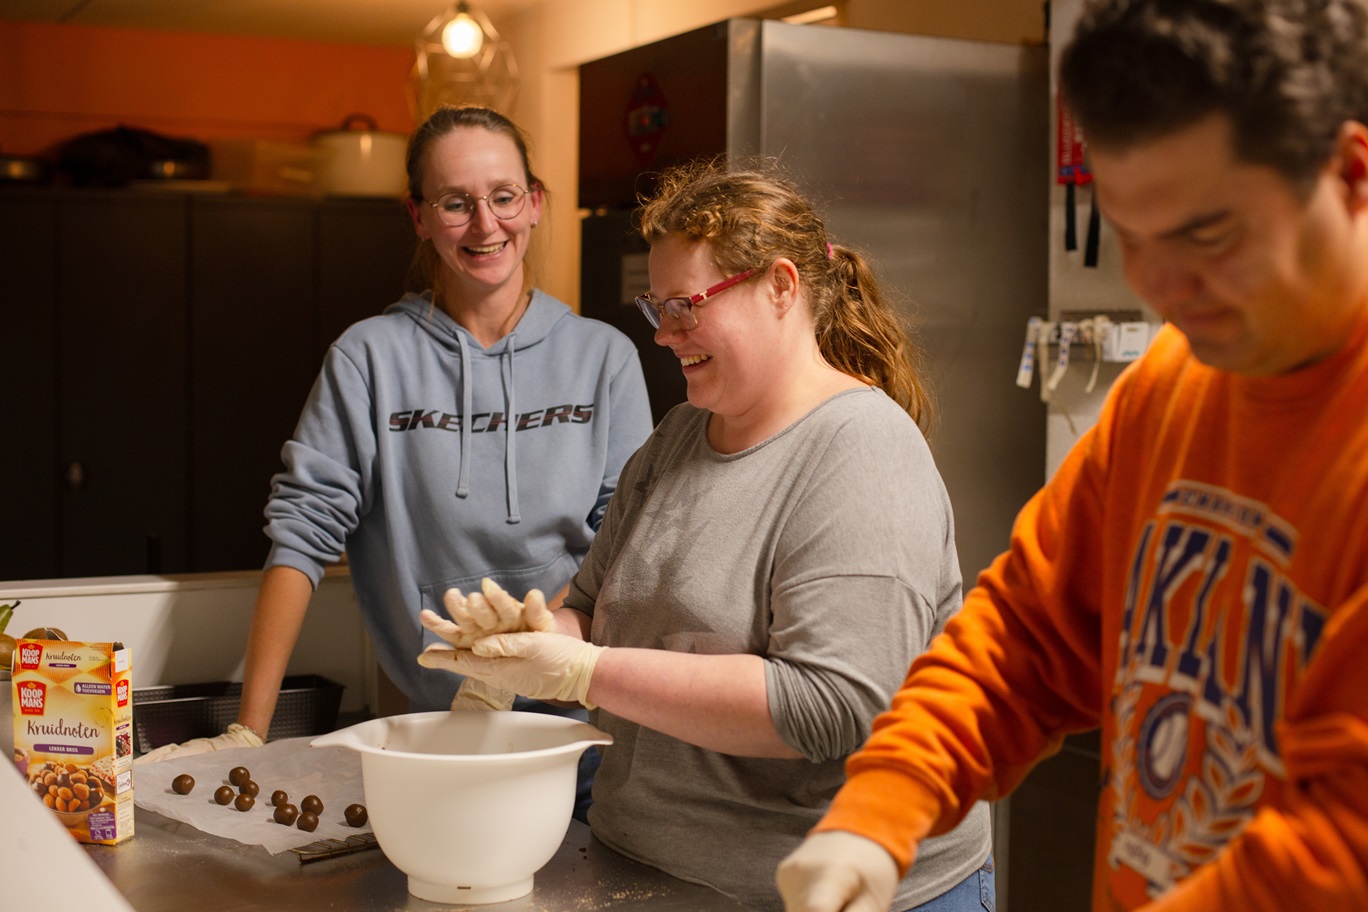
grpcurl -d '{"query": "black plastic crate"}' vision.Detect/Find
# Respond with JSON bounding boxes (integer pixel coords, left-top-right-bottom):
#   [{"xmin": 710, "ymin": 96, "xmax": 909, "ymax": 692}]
[{"xmin": 132, "ymin": 674, "xmax": 345, "ymax": 755}]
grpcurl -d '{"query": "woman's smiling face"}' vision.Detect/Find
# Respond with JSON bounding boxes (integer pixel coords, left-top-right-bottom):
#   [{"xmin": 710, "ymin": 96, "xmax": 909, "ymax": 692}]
[
  {"xmin": 647, "ymin": 235, "xmax": 778, "ymax": 419},
  {"xmin": 408, "ymin": 126, "xmax": 542, "ymax": 299}
]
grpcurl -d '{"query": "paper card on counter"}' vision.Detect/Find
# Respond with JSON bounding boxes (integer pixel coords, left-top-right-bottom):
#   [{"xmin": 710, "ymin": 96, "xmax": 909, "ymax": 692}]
[{"xmin": 134, "ymin": 737, "xmax": 370, "ymax": 854}]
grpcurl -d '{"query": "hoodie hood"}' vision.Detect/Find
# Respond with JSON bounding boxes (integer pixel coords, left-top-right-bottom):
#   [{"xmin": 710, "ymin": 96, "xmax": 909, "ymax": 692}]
[
  {"xmin": 384, "ymin": 289, "xmax": 573, "ymax": 522},
  {"xmin": 384, "ymin": 289, "xmax": 571, "ymax": 354}
]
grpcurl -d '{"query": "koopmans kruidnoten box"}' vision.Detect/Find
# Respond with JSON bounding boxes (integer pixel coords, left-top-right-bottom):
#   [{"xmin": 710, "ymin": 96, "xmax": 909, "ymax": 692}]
[{"xmin": 13, "ymin": 639, "xmax": 135, "ymax": 844}]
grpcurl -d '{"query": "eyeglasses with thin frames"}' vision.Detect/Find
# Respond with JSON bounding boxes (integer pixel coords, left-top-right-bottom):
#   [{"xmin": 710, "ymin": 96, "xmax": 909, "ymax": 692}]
[
  {"xmin": 422, "ymin": 183, "xmax": 532, "ymax": 227},
  {"xmin": 635, "ymin": 268, "xmax": 759, "ymax": 331}
]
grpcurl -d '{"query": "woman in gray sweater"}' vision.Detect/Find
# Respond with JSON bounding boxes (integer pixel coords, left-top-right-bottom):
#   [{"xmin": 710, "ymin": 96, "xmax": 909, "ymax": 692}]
[{"xmin": 420, "ymin": 160, "xmax": 993, "ymax": 912}]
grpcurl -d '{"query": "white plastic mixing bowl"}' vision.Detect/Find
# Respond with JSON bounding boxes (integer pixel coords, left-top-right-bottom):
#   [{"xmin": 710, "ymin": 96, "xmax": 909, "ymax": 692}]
[{"xmin": 312, "ymin": 711, "xmax": 612, "ymax": 903}]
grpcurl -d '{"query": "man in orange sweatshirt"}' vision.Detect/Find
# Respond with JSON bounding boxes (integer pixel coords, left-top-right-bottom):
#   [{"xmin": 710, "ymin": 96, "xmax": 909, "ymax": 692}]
[{"xmin": 777, "ymin": 1, "xmax": 1368, "ymax": 910}]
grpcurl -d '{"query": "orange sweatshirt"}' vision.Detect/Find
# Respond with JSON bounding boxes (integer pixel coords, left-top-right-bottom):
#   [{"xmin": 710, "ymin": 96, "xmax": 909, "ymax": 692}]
[{"xmin": 816, "ymin": 318, "xmax": 1368, "ymax": 910}]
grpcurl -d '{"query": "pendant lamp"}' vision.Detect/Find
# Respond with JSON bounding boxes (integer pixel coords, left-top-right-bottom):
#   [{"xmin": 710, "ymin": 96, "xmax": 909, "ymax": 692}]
[{"xmin": 409, "ymin": 2, "xmax": 520, "ymax": 120}]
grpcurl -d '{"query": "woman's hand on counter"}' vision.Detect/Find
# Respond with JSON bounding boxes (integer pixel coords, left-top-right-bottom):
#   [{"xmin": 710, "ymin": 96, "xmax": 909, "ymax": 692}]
[{"xmin": 134, "ymin": 722, "xmax": 264, "ymax": 766}]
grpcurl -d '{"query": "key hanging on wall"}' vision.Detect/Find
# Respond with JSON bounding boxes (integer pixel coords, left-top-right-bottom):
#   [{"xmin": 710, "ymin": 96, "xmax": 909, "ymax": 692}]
[
  {"xmin": 1016, "ymin": 316, "xmax": 1043, "ymax": 390},
  {"xmin": 1044, "ymin": 321, "xmax": 1079, "ymax": 399}
]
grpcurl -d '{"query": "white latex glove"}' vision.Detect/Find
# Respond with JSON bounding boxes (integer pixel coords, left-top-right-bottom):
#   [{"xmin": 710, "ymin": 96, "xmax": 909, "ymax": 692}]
[
  {"xmin": 775, "ymin": 831, "xmax": 901, "ymax": 912},
  {"xmin": 419, "ymin": 578, "xmax": 555, "ymax": 650},
  {"xmin": 418, "ymin": 631, "xmax": 605, "ymax": 709},
  {"xmin": 134, "ymin": 722, "xmax": 264, "ymax": 766},
  {"xmin": 450, "ymin": 676, "xmax": 516, "ymax": 712}
]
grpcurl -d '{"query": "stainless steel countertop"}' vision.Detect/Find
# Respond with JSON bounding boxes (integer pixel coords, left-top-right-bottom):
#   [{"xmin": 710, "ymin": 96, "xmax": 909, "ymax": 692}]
[{"xmin": 83, "ymin": 807, "xmax": 754, "ymax": 912}]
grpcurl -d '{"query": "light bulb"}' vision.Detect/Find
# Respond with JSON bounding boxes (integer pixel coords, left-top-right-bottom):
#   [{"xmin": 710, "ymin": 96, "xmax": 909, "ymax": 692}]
[{"xmin": 441, "ymin": 12, "xmax": 484, "ymax": 58}]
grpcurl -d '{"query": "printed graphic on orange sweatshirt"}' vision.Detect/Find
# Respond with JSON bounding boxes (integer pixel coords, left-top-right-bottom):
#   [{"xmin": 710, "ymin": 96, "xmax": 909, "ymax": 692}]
[{"xmin": 1105, "ymin": 480, "xmax": 1326, "ymax": 905}]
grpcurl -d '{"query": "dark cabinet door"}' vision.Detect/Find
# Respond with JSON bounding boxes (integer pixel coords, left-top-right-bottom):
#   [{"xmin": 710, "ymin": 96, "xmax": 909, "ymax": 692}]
[
  {"xmin": 0, "ymin": 191, "xmax": 419, "ymax": 581},
  {"xmin": 315, "ymin": 198, "xmax": 416, "ymax": 365},
  {"xmin": 188, "ymin": 197, "xmax": 315, "ymax": 572},
  {"xmin": 0, "ymin": 191, "xmax": 60, "ymax": 580},
  {"xmin": 57, "ymin": 193, "xmax": 190, "ymax": 576}
]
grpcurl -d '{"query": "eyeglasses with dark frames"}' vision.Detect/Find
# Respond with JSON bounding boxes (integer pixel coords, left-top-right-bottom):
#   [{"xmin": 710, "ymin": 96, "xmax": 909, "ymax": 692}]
[
  {"xmin": 422, "ymin": 183, "xmax": 532, "ymax": 227},
  {"xmin": 634, "ymin": 268, "xmax": 759, "ymax": 331}
]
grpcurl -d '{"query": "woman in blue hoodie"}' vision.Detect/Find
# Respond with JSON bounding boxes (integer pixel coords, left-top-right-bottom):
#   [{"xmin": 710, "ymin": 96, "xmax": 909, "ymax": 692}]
[{"xmin": 137, "ymin": 107, "xmax": 653, "ymax": 801}]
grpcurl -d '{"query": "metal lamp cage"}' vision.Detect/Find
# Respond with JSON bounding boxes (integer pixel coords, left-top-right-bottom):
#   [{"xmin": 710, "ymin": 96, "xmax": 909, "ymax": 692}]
[{"xmin": 409, "ymin": 2, "xmax": 520, "ymax": 121}]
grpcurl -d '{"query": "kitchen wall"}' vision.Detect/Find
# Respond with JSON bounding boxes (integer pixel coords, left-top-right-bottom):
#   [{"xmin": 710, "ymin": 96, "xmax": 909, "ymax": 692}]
[{"xmin": 0, "ymin": 21, "xmax": 413, "ymax": 153}]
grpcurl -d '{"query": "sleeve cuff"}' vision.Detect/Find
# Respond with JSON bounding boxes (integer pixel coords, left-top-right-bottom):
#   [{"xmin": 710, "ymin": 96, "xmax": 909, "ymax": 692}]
[
  {"xmin": 264, "ymin": 545, "xmax": 327, "ymax": 589},
  {"xmin": 812, "ymin": 766, "xmax": 947, "ymax": 874}
]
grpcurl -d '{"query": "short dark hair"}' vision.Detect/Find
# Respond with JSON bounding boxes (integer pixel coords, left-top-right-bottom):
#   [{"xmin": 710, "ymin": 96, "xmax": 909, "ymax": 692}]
[{"xmin": 1060, "ymin": 0, "xmax": 1368, "ymax": 192}]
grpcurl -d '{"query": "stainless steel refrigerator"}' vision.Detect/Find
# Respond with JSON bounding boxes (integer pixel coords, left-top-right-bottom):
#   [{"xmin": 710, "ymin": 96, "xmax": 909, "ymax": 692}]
[{"xmin": 579, "ymin": 18, "xmax": 1048, "ymax": 590}]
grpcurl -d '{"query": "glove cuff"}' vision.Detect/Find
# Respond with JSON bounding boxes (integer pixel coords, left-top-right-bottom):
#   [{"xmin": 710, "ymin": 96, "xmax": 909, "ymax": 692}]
[
  {"xmin": 227, "ymin": 722, "xmax": 266, "ymax": 746},
  {"xmin": 452, "ymin": 678, "xmax": 517, "ymax": 712},
  {"xmin": 571, "ymin": 644, "xmax": 606, "ymax": 710}
]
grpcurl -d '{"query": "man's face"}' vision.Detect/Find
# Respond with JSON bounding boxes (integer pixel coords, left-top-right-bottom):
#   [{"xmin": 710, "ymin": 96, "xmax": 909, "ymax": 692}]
[{"xmin": 1090, "ymin": 114, "xmax": 1366, "ymax": 375}]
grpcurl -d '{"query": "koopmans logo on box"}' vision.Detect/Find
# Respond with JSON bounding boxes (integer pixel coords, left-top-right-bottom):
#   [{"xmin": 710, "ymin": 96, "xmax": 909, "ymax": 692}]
[
  {"xmin": 17, "ymin": 640, "xmax": 42, "ymax": 671},
  {"xmin": 116, "ymin": 680, "xmax": 129, "ymax": 707},
  {"xmin": 17, "ymin": 680, "xmax": 47, "ymax": 715}
]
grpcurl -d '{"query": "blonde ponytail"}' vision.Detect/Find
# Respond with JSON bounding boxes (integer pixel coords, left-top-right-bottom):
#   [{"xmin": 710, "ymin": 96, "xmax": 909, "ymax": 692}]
[{"xmin": 820, "ymin": 246, "xmax": 932, "ymax": 430}]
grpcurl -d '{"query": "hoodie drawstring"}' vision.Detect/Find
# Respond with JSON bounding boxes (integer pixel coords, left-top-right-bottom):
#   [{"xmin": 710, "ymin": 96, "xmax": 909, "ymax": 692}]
[
  {"xmin": 455, "ymin": 333, "xmax": 473, "ymax": 499},
  {"xmin": 502, "ymin": 334, "xmax": 521, "ymax": 524},
  {"xmin": 451, "ymin": 321, "xmax": 521, "ymax": 524}
]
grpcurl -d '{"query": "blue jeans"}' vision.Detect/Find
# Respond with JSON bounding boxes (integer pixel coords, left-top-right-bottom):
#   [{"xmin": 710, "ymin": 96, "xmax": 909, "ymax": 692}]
[{"xmin": 904, "ymin": 855, "xmax": 995, "ymax": 912}]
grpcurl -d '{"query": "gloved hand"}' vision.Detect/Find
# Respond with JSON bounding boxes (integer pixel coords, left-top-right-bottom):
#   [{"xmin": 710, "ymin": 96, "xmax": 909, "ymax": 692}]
[
  {"xmin": 775, "ymin": 831, "xmax": 901, "ymax": 912},
  {"xmin": 418, "ymin": 632, "xmax": 605, "ymax": 709},
  {"xmin": 134, "ymin": 722, "xmax": 264, "ymax": 765},
  {"xmin": 419, "ymin": 578, "xmax": 555, "ymax": 650},
  {"xmin": 450, "ymin": 676, "xmax": 517, "ymax": 712}
]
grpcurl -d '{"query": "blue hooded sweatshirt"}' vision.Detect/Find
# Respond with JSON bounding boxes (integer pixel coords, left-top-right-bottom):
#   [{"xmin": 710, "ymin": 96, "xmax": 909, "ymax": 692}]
[{"xmin": 263, "ymin": 289, "xmax": 653, "ymax": 711}]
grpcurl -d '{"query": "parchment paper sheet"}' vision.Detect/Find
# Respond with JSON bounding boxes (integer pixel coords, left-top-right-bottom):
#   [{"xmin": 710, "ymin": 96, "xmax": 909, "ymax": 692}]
[{"xmin": 134, "ymin": 737, "xmax": 371, "ymax": 854}]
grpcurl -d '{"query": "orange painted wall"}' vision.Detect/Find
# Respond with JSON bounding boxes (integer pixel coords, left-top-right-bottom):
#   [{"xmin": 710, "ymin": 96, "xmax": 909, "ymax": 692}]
[{"xmin": 0, "ymin": 21, "xmax": 416, "ymax": 157}]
